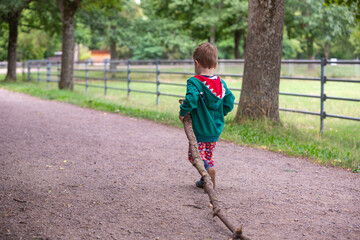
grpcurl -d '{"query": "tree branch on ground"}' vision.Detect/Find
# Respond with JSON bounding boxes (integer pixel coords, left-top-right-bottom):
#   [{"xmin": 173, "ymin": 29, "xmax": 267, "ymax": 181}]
[{"xmin": 180, "ymin": 101, "xmax": 251, "ymax": 240}]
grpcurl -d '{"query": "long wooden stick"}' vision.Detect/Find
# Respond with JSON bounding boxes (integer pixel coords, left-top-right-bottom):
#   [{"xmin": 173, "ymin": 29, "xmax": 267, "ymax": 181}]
[{"xmin": 181, "ymin": 107, "xmax": 251, "ymax": 240}]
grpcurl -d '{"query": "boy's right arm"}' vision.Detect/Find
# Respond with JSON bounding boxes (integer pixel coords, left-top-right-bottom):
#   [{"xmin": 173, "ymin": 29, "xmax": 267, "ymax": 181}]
[{"xmin": 179, "ymin": 81, "xmax": 200, "ymax": 117}]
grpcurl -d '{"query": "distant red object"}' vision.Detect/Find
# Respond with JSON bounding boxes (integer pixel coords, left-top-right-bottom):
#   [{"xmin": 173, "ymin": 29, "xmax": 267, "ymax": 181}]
[
  {"xmin": 47, "ymin": 56, "xmax": 61, "ymax": 62},
  {"xmin": 90, "ymin": 50, "xmax": 110, "ymax": 62}
]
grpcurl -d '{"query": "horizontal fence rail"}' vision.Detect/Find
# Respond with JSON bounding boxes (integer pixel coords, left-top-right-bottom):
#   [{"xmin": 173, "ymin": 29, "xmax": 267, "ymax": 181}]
[{"xmin": 22, "ymin": 58, "xmax": 360, "ymax": 132}]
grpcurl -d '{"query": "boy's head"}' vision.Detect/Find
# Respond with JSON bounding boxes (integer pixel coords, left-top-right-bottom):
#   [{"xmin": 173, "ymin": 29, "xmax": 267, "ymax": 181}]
[{"xmin": 193, "ymin": 42, "xmax": 218, "ymax": 69}]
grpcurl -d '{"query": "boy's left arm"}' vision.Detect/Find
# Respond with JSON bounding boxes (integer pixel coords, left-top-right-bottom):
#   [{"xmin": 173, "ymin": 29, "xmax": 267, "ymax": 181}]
[
  {"xmin": 179, "ymin": 81, "xmax": 200, "ymax": 122},
  {"xmin": 222, "ymin": 82, "xmax": 235, "ymax": 116}
]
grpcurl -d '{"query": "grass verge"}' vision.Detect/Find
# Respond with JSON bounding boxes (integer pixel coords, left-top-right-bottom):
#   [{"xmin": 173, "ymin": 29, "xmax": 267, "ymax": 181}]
[{"xmin": 1, "ymin": 80, "xmax": 359, "ymax": 172}]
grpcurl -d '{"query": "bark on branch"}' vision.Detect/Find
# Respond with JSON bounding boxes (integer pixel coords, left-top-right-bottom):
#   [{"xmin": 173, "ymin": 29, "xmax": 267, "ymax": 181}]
[{"xmin": 180, "ymin": 99, "xmax": 250, "ymax": 240}]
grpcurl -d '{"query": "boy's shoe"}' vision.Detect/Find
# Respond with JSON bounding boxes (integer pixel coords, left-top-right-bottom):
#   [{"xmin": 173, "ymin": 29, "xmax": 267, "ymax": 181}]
[
  {"xmin": 195, "ymin": 167, "xmax": 216, "ymax": 189},
  {"xmin": 208, "ymin": 167, "xmax": 216, "ymax": 189},
  {"xmin": 195, "ymin": 177, "xmax": 204, "ymax": 188}
]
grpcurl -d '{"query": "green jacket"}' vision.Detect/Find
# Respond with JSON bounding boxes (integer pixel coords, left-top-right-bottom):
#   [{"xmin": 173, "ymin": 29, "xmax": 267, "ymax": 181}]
[{"xmin": 179, "ymin": 76, "xmax": 235, "ymax": 142}]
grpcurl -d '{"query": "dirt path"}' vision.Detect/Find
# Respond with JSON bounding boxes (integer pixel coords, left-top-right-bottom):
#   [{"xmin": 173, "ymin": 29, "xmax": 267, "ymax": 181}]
[{"xmin": 0, "ymin": 88, "xmax": 359, "ymax": 240}]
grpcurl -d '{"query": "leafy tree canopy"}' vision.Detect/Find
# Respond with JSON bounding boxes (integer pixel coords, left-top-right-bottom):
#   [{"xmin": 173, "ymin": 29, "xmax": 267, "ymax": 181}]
[{"xmin": 325, "ymin": 0, "xmax": 360, "ymax": 21}]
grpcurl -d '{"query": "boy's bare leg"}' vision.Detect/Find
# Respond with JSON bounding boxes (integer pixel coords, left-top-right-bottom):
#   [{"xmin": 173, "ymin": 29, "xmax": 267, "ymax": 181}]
[{"xmin": 208, "ymin": 167, "xmax": 216, "ymax": 189}]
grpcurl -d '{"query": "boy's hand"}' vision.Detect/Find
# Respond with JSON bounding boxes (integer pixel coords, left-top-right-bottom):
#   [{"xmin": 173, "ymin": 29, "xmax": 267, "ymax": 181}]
[
  {"xmin": 179, "ymin": 113, "xmax": 190, "ymax": 124},
  {"xmin": 179, "ymin": 115, "xmax": 185, "ymax": 124}
]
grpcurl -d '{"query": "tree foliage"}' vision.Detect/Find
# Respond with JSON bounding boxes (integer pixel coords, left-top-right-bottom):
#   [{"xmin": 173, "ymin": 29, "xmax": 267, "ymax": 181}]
[
  {"xmin": 79, "ymin": 0, "xmax": 140, "ymax": 60},
  {"xmin": 0, "ymin": 22, "xmax": 9, "ymax": 60},
  {"xmin": 142, "ymin": 0, "xmax": 248, "ymax": 59},
  {"xmin": 1, "ymin": 0, "xmax": 360, "ymax": 68},
  {"xmin": 130, "ymin": 17, "xmax": 195, "ymax": 60},
  {"xmin": 350, "ymin": 25, "xmax": 360, "ymax": 57},
  {"xmin": 325, "ymin": 0, "xmax": 360, "ymax": 21},
  {"xmin": 285, "ymin": 0, "xmax": 355, "ymax": 59},
  {"xmin": 282, "ymin": 30, "xmax": 302, "ymax": 59},
  {"xmin": 0, "ymin": 0, "xmax": 33, "ymax": 81},
  {"xmin": 141, "ymin": 0, "xmax": 218, "ymax": 42},
  {"xmin": 219, "ymin": 0, "xmax": 248, "ymax": 58},
  {"xmin": 56, "ymin": 0, "xmax": 123, "ymax": 90},
  {"xmin": 0, "ymin": 0, "xmax": 30, "ymax": 21}
]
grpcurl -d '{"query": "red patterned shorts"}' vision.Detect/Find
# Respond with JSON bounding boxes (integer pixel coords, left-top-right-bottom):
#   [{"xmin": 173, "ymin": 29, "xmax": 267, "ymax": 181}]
[{"xmin": 188, "ymin": 142, "xmax": 217, "ymax": 169}]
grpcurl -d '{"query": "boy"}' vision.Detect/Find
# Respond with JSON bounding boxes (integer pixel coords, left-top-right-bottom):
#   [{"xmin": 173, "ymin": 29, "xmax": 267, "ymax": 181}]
[{"xmin": 179, "ymin": 42, "xmax": 235, "ymax": 189}]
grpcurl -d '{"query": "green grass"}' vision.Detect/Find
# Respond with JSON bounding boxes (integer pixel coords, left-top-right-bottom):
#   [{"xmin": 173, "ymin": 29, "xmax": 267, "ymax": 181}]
[{"xmin": 1, "ymin": 62, "xmax": 360, "ymax": 171}]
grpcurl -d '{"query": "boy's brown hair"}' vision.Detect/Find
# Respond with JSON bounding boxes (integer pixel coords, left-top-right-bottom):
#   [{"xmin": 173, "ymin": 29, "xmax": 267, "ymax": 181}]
[{"xmin": 192, "ymin": 42, "xmax": 218, "ymax": 69}]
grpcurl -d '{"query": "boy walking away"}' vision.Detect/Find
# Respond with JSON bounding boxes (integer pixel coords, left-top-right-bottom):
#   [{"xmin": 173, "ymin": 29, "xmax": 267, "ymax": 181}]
[{"xmin": 179, "ymin": 42, "xmax": 235, "ymax": 189}]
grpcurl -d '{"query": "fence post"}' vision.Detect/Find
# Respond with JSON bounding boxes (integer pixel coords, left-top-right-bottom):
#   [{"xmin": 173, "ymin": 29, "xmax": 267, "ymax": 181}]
[
  {"xmin": 85, "ymin": 60, "xmax": 89, "ymax": 94},
  {"xmin": 57, "ymin": 61, "xmax": 60, "ymax": 83},
  {"xmin": 127, "ymin": 60, "xmax": 131, "ymax": 98},
  {"xmin": 104, "ymin": 59, "xmax": 108, "ymax": 96},
  {"xmin": 220, "ymin": 61, "xmax": 225, "ymax": 73},
  {"xmin": 22, "ymin": 62, "xmax": 25, "ymax": 81},
  {"xmin": 320, "ymin": 58, "xmax": 327, "ymax": 133},
  {"xmin": 27, "ymin": 60, "xmax": 31, "ymax": 82},
  {"xmin": 46, "ymin": 61, "xmax": 51, "ymax": 87},
  {"xmin": 37, "ymin": 62, "xmax": 40, "ymax": 85},
  {"xmin": 156, "ymin": 59, "xmax": 160, "ymax": 105}
]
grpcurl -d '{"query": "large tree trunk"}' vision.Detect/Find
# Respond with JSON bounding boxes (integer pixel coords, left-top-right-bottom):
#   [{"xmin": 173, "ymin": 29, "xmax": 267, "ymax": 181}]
[
  {"xmin": 235, "ymin": 0, "xmax": 285, "ymax": 122},
  {"xmin": 57, "ymin": 0, "xmax": 82, "ymax": 90},
  {"xmin": 5, "ymin": 11, "xmax": 22, "ymax": 82}
]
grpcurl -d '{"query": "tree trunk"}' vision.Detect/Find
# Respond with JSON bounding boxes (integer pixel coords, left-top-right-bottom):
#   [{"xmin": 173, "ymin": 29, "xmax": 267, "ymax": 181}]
[
  {"xmin": 324, "ymin": 41, "xmax": 330, "ymax": 60},
  {"xmin": 234, "ymin": 30, "xmax": 242, "ymax": 59},
  {"xmin": 306, "ymin": 35, "xmax": 315, "ymax": 70},
  {"xmin": 209, "ymin": 2, "xmax": 216, "ymax": 45},
  {"xmin": 5, "ymin": 12, "xmax": 21, "ymax": 82},
  {"xmin": 210, "ymin": 26, "xmax": 215, "ymax": 45},
  {"xmin": 306, "ymin": 35, "xmax": 314, "ymax": 60},
  {"xmin": 110, "ymin": 40, "xmax": 117, "ymax": 73},
  {"xmin": 57, "ymin": 0, "xmax": 82, "ymax": 90},
  {"xmin": 235, "ymin": 0, "xmax": 285, "ymax": 122}
]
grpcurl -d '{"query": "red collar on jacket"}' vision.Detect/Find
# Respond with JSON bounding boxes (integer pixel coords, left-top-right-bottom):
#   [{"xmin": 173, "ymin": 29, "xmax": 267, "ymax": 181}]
[{"xmin": 194, "ymin": 75, "xmax": 223, "ymax": 98}]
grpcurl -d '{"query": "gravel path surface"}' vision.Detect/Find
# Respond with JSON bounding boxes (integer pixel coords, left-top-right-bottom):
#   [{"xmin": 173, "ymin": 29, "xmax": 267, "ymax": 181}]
[{"xmin": 0, "ymin": 88, "xmax": 359, "ymax": 240}]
